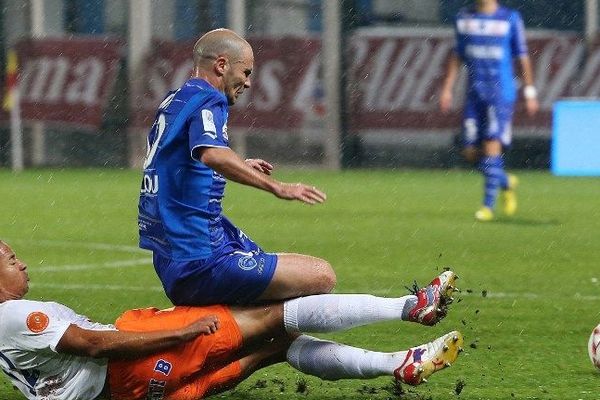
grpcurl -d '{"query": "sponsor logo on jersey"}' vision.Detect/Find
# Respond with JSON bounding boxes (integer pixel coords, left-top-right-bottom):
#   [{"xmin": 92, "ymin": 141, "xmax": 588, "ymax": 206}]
[
  {"xmin": 222, "ymin": 123, "xmax": 228, "ymax": 141},
  {"xmin": 203, "ymin": 131, "xmax": 218, "ymax": 140},
  {"xmin": 153, "ymin": 359, "xmax": 172, "ymax": 376},
  {"xmin": 141, "ymin": 174, "xmax": 159, "ymax": 195},
  {"xmin": 202, "ymin": 109, "xmax": 217, "ymax": 139},
  {"xmin": 147, "ymin": 378, "xmax": 166, "ymax": 400},
  {"xmin": 465, "ymin": 44, "xmax": 504, "ymax": 60},
  {"xmin": 257, "ymin": 257, "xmax": 265, "ymax": 275},
  {"xmin": 26, "ymin": 312, "xmax": 49, "ymax": 333},
  {"xmin": 457, "ymin": 18, "xmax": 510, "ymax": 36},
  {"xmin": 212, "ymin": 171, "xmax": 226, "ymax": 182}
]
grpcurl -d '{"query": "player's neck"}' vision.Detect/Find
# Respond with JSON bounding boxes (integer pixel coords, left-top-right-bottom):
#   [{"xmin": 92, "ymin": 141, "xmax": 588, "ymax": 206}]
[
  {"xmin": 476, "ymin": 1, "xmax": 498, "ymax": 14},
  {"xmin": 191, "ymin": 68, "xmax": 224, "ymax": 92}
]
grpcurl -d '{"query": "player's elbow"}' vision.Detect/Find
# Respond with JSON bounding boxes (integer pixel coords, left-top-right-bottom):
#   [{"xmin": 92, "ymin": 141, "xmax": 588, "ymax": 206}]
[
  {"xmin": 197, "ymin": 147, "xmax": 222, "ymax": 169},
  {"xmin": 86, "ymin": 346, "xmax": 105, "ymax": 359},
  {"xmin": 57, "ymin": 325, "xmax": 111, "ymax": 359},
  {"xmin": 197, "ymin": 147, "xmax": 213, "ymax": 165},
  {"xmin": 82, "ymin": 336, "xmax": 111, "ymax": 358}
]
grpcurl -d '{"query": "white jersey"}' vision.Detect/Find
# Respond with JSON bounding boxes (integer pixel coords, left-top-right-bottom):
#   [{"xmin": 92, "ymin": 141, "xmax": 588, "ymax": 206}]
[{"xmin": 0, "ymin": 299, "xmax": 115, "ymax": 400}]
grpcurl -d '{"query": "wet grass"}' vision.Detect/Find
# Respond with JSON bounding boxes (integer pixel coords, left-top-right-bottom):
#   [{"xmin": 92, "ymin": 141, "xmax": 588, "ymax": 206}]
[{"xmin": 0, "ymin": 168, "xmax": 598, "ymax": 399}]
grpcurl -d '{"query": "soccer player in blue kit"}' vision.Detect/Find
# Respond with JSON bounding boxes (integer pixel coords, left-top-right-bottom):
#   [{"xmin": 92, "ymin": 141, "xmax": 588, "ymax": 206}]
[
  {"xmin": 138, "ymin": 29, "xmax": 337, "ymax": 306},
  {"xmin": 440, "ymin": 0, "xmax": 539, "ymax": 221}
]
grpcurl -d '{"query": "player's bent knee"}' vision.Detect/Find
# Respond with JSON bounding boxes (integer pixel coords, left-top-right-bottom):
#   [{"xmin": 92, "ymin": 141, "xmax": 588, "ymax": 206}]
[
  {"xmin": 462, "ymin": 149, "xmax": 478, "ymax": 163},
  {"xmin": 464, "ymin": 154, "xmax": 477, "ymax": 164},
  {"xmin": 312, "ymin": 259, "xmax": 336, "ymax": 293}
]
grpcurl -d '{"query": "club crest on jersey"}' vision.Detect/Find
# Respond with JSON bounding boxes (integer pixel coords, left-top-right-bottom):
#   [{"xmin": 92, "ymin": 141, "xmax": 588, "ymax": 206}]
[
  {"xmin": 26, "ymin": 312, "xmax": 49, "ymax": 333},
  {"xmin": 238, "ymin": 255, "xmax": 258, "ymax": 271},
  {"xmin": 153, "ymin": 359, "xmax": 172, "ymax": 376}
]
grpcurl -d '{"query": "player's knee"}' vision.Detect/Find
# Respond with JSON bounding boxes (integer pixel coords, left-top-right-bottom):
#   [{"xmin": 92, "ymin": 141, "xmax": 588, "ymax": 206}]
[
  {"xmin": 462, "ymin": 149, "xmax": 478, "ymax": 163},
  {"xmin": 312, "ymin": 259, "xmax": 336, "ymax": 293}
]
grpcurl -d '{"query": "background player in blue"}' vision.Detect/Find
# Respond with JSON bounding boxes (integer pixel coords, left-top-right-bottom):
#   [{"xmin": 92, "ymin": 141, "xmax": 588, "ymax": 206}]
[
  {"xmin": 439, "ymin": 0, "xmax": 539, "ymax": 221},
  {"xmin": 138, "ymin": 29, "xmax": 336, "ymax": 306}
]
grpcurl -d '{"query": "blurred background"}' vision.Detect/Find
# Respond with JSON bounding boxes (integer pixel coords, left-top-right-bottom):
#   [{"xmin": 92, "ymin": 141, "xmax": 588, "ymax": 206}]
[{"xmin": 0, "ymin": 0, "xmax": 598, "ymax": 171}]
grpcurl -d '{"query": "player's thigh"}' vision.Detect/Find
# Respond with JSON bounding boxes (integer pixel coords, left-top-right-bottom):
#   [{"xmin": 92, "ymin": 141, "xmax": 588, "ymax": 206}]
[
  {"xmin": 461, "ymin": 145, "xmax": 479, "ymax": 163},
  {"xmin": 109, "ymin": 306, "xmax": 244, "ymax": 398},
  {"xmin": 201, "ymin": 336, "xmax": 293, "ymax": 398},
  {"xmin": 257, "ymin": 253, "xmax": 336, "ymax": 301},
  {"xmin": 483, "ymin": 102, "xmax": 514, "ymax": 148},
  {"xmin": 461, "ymin": 97, "xmax": 482, "ymax": 152},
  {"xmin": 481, "ymin": 139, "xmax": 502, "ymax": 156},
  {"xmin": 228, "ymin": 304, "xmax": 285, "ymax": 343}
]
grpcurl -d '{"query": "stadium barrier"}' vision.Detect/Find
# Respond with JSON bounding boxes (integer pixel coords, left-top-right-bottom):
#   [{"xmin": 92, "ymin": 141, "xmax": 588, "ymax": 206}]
[{"xmin": 1, "ymin": 29, "xmax": 600, "ymax": 169}]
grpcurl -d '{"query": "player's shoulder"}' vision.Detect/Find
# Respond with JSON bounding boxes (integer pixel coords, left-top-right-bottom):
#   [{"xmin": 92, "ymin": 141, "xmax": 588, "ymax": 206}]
[
  {"xmin": 456, "ymin": 6, "xmax": 475, "ymax": 19},
  {"xmin": 165, "ymin": 79, "xmax": 227, "ymax": 120},
  {"xmin": 0, "ymin": 300, "xmax": 45, "ymax": 331},
  {"xmin": 497, "ymin": 6, "xmax": 522, "ymax": 21},
  {"xmin": 180, "ymin": 79, "xmax": 227, "ymax": 107},
  {"xmin": 0, "ymin": 299, "xmax": 40, "ymax": 313},
  {"xmin": 0, "ymin": 299, "xmax": 62, "ymax": 318}
]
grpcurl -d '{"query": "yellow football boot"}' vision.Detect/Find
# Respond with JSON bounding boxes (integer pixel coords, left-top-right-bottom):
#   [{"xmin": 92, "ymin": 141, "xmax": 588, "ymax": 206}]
[
  {"xmin": 394, "ymin": 331, "xmax": 464, "ymax": 386},
  {"xmin": 501, "ymin": 174, "xmax": 519, "ymax": 216},
  {"xmin": 475, "ymin": 206, "xmax": 494, "ymax": 222}
]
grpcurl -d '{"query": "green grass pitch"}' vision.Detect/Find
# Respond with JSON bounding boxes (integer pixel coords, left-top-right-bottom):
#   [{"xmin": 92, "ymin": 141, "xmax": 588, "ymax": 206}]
[{"xmin": 0, "ymin": 168, "xmax": 598, "ymax": 399}]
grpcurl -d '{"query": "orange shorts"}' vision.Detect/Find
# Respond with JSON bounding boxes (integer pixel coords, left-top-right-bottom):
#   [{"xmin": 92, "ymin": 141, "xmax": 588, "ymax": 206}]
[{"xmin": 107, "ymin": 305, "xmax": 243, "ymax": 400}]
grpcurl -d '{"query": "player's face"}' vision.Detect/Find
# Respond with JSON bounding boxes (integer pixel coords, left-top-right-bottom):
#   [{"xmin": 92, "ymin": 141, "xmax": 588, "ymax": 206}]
[
  {"xmin": 0, "ymin": 242, "xmax": 29, "ymax": 300},
  {"xmin": 223, "ymin": 46, "xmax": 253, "ymax": 106}
]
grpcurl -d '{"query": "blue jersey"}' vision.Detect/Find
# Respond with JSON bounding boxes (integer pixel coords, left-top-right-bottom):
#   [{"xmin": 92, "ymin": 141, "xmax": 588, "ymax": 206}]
[
  {"xmin": 138, "ymin": 79, "xmax": 230, "ymax": 261},
  {"xmin": 454, "ymin": 6, "xmax": 528, "ymax": 103}
]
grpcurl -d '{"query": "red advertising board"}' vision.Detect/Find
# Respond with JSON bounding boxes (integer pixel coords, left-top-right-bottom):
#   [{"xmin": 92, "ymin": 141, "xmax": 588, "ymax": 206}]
[
  {"xmin": 568, "ymin": 35, "xmax": 600, "ymax": 98},
  {"xmin": 134, "ymin": 31, "xmax": 587, "ymax": 134},
  {"xmin": 347, "ymin": 30, "xmax": 584, "ymax": 131},
  {"xmin": 2, "ymin": 32, "xmax": 594, "ymax": 135},
  {"xmin": 132, "ymin": 37, "xmax": 322, "ymax": 130},
  {"xmin": 4, "ymin": 37, "xmax": 122, "ymax": 129}
]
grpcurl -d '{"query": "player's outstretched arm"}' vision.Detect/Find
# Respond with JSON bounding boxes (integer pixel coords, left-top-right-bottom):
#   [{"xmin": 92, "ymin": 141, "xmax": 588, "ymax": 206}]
[
  {"xmin": 518, "ymin": 55, "xmax": 539, "ymax": 116},
  {"xmin": 55, "ymin": 315, "xmax": 219, "ymax": 359},
  {"xmin": 245, "ymin": 158, "xmax": 273, "ymax": 175},
  {"xmin": 271, "ymin": 182, "xmax": 326, "ymax": 204},
  {"xmin": 198, "ymin": 147, "xmax": 326, "ymax": 205},
  {"xmin": 440, "ymin": 52, "xmax": 461, "ymax": 113}
]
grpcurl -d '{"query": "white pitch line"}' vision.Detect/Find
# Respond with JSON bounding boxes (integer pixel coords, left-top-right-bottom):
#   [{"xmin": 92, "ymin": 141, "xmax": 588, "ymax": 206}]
[
  {"xmin": 462, "ymin": 291, "xmax": 540, "ymax": 299},
  {"xmin": 7, "ymin": 238, "xmax": 147, "ymax": 254},
  {"xmin": 38, "ymin": 258, "xmax": 151, "ymax": 272},
  {"xmin": 461, "ymin": 291, "xmax": 600, "ymax": 301},
  {"xmin": 30, "ymin": 282, "xmax": 164, "ymax": 292},
  {"xmin": 28, "ymin": 282, "xmax": 600, "ymax": 302}
]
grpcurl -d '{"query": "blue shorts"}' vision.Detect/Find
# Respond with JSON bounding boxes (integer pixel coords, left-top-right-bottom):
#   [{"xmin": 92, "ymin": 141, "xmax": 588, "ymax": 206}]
[
  {"xmin": 462, "ymin": 97, "xmax": 514, "ymax": 147},
  {"xmin": 154, "ymin": 217, "xmax": 278, "ymax": 306}
]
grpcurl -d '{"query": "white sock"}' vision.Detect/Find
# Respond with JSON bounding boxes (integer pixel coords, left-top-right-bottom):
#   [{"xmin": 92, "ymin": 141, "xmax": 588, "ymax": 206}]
[
  {"xmin": 286, "ymin": 335, "xmax": 408, "ymax": 380},
  {"xmin": 283, "ymin": 294, "xmax": 417, "ymax": 333}
]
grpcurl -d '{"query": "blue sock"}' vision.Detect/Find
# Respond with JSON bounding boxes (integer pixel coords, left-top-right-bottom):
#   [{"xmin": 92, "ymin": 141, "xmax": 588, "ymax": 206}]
[{"xmin": 478, "ymin": 155, "xmax": 507, "ymax": 208}]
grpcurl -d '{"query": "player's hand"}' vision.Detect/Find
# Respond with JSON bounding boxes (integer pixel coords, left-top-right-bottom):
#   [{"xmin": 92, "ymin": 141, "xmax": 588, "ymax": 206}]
[
  {"xmin": 245, "ymin": 158, "xmax": 273, "ymax": 175},
  {"xmin": 184, "ymin": 315, "xmax": 220, "ymax": 338},
  {"xmin": 439, "ymin": 89, "xmax": 453, "ymax": 113},
  {"xmin": 525, "ymin": 98, "xmax": 539, "ymax": 117},
  {"xmin": 274, "ymin": 183, "xmax": 327, "ymax": 205}
]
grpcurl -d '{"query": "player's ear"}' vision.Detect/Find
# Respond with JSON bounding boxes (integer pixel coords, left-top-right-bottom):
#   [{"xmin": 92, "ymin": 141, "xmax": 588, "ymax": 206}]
[{"xmin": 214, "ymin": 56, "xmax": 228, "ymax": 76}]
